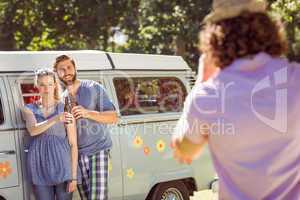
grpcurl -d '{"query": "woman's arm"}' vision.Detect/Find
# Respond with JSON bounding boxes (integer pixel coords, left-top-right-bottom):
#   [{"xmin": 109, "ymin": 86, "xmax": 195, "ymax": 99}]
[
  {"xmin": 21, "ymin": 107, "xmax": 61, "ymax": 136},
  {"xmin": 66, "ymin": 117, "xmax": 78, "ymax": 192}
]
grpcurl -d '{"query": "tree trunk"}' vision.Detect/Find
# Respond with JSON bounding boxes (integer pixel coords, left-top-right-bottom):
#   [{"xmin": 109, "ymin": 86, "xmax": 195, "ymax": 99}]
[
  {"xmin": 0, "ymin": 30, "xmax": 15, "ymax": 50},
  {"xmin": 0, "ymin": 4, "xmax": 17, "ymax": 50},
  {"xmin": 286, "ymin": 17, "xmax": 297, "ymax": 61},
  {"xmin": 174, "ymin": 36, "xmax": 186, "ymax": 56}
]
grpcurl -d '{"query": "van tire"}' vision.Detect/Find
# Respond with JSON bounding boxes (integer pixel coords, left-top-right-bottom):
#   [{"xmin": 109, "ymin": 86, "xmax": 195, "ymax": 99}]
[{"xmin": 147, "ymin": 181, "xmax": 190, "ymax": 200}]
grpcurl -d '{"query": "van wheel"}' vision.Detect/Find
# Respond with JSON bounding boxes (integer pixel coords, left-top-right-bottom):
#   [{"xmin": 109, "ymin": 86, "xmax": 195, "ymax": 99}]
[{"xmin": 148, "ymin": 181, "xmax": 190, "ymax": 200}]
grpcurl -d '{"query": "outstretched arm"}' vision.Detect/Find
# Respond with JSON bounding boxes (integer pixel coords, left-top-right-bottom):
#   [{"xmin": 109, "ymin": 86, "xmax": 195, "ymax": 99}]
[
  {"xmin": 22, "ymin": 107, "xmax": 61, "ymax": 136},
  {"xmin": 171, "ymin": 114, "xmax": 208, "ymax": 164}
]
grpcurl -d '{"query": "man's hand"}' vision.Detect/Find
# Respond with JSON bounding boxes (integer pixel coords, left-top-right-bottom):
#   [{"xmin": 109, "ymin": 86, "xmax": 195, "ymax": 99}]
[
  {"xmin": 171, "ymin": 136, "xmax": 207, "ymax": 164},
  {"xmin": 72, "ymin": 106, "xmax": 89, "ymax": 119}
]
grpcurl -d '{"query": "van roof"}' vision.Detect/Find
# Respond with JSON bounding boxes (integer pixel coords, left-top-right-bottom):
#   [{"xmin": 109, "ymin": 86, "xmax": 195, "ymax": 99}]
[{"xmin": 0, "ymin": 50, "xmax": 190, "ymax": 72}]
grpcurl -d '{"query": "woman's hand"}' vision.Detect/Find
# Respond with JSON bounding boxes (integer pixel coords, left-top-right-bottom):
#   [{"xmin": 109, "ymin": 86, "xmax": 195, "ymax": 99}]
[
  {"xmin": 67, "ymin": 180, "xmax": 77, "ymax": 193},
  {"xmin": 58, "ymin": 112, "xmax": 74, "ymax": 124}
]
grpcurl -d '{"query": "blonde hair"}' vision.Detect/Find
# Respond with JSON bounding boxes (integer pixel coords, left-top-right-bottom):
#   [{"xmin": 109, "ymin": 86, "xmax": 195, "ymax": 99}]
[{"xmin": 34, "ymin": 68, "xmax": 62, "ymax": 101}]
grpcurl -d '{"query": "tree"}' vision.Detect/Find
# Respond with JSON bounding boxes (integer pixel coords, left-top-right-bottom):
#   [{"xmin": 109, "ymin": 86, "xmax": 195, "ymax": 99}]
[
  {"xmin": 0, "ymin": 0, "xmax": 299, "ymax": 67},
  {"xmin": 119, "ymin": 0, "xmax": 212, "ymax": 70},
  {"xmin": 268, "ymin": 0, "xmax": 300, "ymax": 61},
  {"xmin": 0, "ymin": 0, "xmax": 131, "ymax": 50},
  {"xmin": 0, "ymin": 0, "xmax": 212, "ymax": 69}
]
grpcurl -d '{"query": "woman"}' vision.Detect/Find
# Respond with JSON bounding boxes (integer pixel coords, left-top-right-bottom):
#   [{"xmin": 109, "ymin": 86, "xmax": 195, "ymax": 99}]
[
  {"xmin": 172, "ymin": 0, "xmax": 300, "ymax": 199},
  {"xmin": 22, "ymin": 68, "xmax": 78, "ymax": 200}
]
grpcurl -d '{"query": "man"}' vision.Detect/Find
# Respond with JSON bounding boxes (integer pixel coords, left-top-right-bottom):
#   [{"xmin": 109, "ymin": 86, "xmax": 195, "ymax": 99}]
[
  {"xmin": 172, "ymin": 0, "xmax": 300, "ymax": 199},
  {"xmin": 54, "ymin": 55, "xmax": 118, "ymax": 200}
]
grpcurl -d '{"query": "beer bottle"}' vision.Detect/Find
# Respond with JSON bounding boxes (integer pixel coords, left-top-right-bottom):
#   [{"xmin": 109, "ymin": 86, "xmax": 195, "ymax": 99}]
[
  {"xmin": 64, "ymin": 96, "xmax": 72, "ymax": 124},
  {"xmin": 64, "ymin": 96, "xmax": 72, "ymax": 113},
  {"xmin": 69, "ymin": 94, "xmax": 78, "ymax": 108}
]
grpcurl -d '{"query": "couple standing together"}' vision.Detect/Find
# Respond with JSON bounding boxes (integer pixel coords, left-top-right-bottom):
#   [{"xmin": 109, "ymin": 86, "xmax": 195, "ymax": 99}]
[{"xmin": 22, "ymin": 55, "xmax": 118, "ymax": 200}]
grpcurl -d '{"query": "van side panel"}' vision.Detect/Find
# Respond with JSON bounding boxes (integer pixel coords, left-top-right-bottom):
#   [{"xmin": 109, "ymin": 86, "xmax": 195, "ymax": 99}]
[
  {"xmin": 108, "ymin": 71, "xmax": 215, "ymax": 200},
  {"xmin": 0, "ymin": 76, "xmax": 24, "ymax": 200}
]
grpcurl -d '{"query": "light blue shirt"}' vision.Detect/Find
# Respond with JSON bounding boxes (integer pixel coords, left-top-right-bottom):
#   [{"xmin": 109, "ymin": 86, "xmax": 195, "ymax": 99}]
[
  {"xmin": 176, "ymin": 52, "xmax": 300, "ymax": 199},
  {"xmin": 67, "ymin": 80, "xmax": 115, "ymax": 156}
]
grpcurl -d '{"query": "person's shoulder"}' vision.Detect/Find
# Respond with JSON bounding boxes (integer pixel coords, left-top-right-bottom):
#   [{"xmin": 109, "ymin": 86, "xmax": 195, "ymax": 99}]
[
  {"xmin": 184, "ymin": 82, "xmax": 219, "ymax": 116},
  {"xmin": 80, "ymin": 79, "xmax": 93, "ymax": 86},
  {"xmin": 80, "ymin": 79, "xmax": 102, "ymax": 87},
  {"xmin": 24, "ymin": 103, "xmax": 36, "ymax": 110},
  {"xmin": 21, "ymin": 103, "xmax": 36, "ymax": 114},
  {"xmin": 79, "ymin": 80, "xmax": 107, "ymax": 95}
]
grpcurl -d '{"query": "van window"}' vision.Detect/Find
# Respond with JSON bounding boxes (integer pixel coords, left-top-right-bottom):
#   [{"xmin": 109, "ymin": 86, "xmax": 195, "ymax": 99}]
[
  {"xmin": 114, "ymin": 77, "xmax": 187, "ymax": 116},
  {"xmin": 0, "ymin": 98, "xmax": 4, "ymax": 124},
  {"xmin": 20, "ymin": 83, "xmax": 40, "ymax": 104}
]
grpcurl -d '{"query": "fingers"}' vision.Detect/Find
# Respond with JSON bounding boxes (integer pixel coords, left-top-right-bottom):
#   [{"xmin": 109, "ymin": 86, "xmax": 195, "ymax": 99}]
[
  {"xmin": 170, "ymin": 139, "xmax": 176, "ymax": 149},
  {"xmin": 71, "ymin": 106, "xmax": 85, "ymax": 119},
  {"xmin": 71, "ymin": 106, "xmax": 83, "ymax": 114},
  {"xmin": 73, "ymin": 110, "xmax": 83, "ymax": 119},
  {"xmin": 62, "ymin": 105, "xmax": 87, "ymax": 121},
  {"xmin": 66, "ymin": 182, "xmax": 76, "ymax": 193},
  {"xmin": 69, "ymin": 186, "xmax": 75, "ymax": 193},
  {"xmin": 66, "ymin": 183, "xmax": 71, "ymax": 193},
  {"xmin": 63, "ymin": 112, "xmax": 74, "ymax": 124},
  {"xmin": 172, "ymin": 138, "xmax": 193, "ymax": 165},
  {"xmin": 173, "ymin": 150, "xmax": 192, "ymax": 165},
  {"xmin": 170, "ymin": 137, "xmax": 181, "ymax": 149}
]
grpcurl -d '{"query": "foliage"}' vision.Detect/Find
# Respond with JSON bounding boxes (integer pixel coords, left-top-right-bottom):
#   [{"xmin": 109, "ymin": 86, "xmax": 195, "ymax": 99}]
[
  {"xmin": 0, "ymin": 0, "xmax": 299, "ymax": 69},
  {"xmin": 268, "ymin": 0, "xmax": 300, "ymax": 61}
]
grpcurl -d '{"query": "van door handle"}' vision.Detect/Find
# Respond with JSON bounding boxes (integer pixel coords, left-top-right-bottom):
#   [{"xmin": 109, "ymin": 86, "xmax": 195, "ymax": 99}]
[
  {"xmin": 118, "ymin": 122, "xmax": 126, "ymax": 127},
  {"xmin": 0, "ymin": 150, "xmax": 16, "ymax": 155}
]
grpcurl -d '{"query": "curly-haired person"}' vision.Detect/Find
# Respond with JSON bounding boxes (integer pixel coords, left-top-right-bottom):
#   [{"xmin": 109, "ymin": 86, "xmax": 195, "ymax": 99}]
[{"xmin": 172, "ymin": 0, "xmax": 300, "ymax": 199}]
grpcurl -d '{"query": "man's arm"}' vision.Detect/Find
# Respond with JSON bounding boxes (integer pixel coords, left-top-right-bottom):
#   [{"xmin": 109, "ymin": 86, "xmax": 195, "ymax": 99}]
[
  {"xmin": 72, "ymin": 82, "xmax": 118, "ymax": 124},
  {"xmin": 72, "ymin": 106, "xmax": 118, "ymax": 124},
  {"xmin": 86, "ymin": 110, "xmax": 118, "ymax": 124}
]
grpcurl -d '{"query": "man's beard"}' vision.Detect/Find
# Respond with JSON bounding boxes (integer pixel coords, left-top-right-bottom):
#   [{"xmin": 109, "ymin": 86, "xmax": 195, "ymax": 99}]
[{"xmin": 60, "ymin": 73, "xmax": 77, "ymax": 87}]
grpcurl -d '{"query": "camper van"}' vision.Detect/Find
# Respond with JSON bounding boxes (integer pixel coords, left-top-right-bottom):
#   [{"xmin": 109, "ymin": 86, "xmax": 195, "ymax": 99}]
[{"xmin": 0, "ymin": 51, "xmax": 216, "ymax": 200}]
